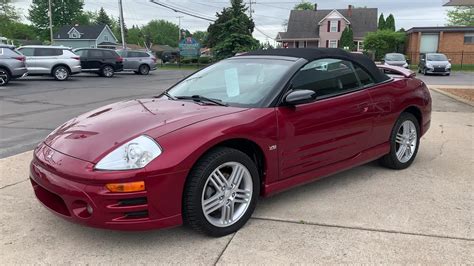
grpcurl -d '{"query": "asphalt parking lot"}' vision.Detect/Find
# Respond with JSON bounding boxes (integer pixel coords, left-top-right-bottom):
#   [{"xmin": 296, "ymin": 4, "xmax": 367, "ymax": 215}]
[{"xmin": 0, "ymin": 69, "xmax": 473, "ymax": 264}]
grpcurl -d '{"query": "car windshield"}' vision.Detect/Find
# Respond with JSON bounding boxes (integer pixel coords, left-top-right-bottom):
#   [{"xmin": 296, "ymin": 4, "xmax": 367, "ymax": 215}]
[
  {"xmin": 385, "ymin": 54, "xmax": 405, "ymax": 61},
  {"xmin": 427, "ymin": 54, "xmax": 448, "ymax": 61},
  {"xmin": 167, "ymin": 58, "xmax": 294, "ymax": 107}
]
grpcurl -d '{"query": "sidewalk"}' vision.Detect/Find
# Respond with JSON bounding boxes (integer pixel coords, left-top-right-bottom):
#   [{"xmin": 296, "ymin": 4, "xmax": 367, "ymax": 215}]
[
  {"xmin": 429, "ymin": 85, "xmax": 474, "ymax": 107},
  {"xmin": 1, "ymin": 111, "xmax": 473, "ymax": 264}
]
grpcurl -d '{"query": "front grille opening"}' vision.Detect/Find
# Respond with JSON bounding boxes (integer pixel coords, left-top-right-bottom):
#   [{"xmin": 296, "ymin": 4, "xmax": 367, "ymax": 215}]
[
  {"xmin": 124, "ymin": 210, "xmax": 148, "ymax": 219},
  {"xmin": 31, "ymin": 178, "xmax": 71, "ymax": 217},
  {"xmin": 118, "ymin": 197, "xmax": 147, "ymax": 206}
]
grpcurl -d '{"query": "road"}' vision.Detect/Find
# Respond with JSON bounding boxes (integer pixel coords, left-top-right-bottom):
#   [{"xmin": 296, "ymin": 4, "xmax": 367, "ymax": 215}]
[
  {"xmin": 0, "ymin": 70, "xmax": 193, "ymax": 158},
  {"xmin": 1, "ymin": 69, "xmax": 473, "ymax": 158},
  {"xmin": 417, "ymin": 71, "xmax": 473, "ymax": 86}
]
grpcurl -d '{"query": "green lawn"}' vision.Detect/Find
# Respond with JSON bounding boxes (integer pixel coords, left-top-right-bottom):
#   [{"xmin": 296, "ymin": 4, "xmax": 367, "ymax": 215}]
[{"xmin": 410, "ymin": 64, "xmax": 474, "ymax": 72}]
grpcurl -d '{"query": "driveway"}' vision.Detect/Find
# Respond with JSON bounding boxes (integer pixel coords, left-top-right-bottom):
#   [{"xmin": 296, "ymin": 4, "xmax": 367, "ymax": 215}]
[
  {"xmin": 0, "ymin": 74, "xmax": 472, "ymax": 263},
  {"xmin": 418, "ymin": 71, "xmax": 474, "ymax": 87}
]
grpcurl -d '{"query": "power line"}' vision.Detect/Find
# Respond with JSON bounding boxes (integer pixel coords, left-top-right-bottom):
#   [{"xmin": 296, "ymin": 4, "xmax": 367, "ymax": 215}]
[{"xmin": 149, "ymin": 0, "xmax": 215, "ymax": 22}]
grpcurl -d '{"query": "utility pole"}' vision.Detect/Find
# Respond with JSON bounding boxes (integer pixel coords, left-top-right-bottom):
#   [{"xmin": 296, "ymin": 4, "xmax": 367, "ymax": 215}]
[
  {"xmin": 48, "ymin": 0, "xmax": 53, "ymax": 44},
  {"xmin": 177, "ymin": 16, "xmax": 183, "ymax": 43},
  {"xmin": 249, "ymin": 0, "xmax": 256, "ymax": 19},
  {"xmin": 118, "ymin": 0, "xmax": 126, "ymax": 49}
]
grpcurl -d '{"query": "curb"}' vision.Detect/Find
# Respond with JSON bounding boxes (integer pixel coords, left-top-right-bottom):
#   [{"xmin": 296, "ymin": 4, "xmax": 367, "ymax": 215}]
[{"xmin": 429, "ymin": 87, "xmax": 474, "ymax": 107}]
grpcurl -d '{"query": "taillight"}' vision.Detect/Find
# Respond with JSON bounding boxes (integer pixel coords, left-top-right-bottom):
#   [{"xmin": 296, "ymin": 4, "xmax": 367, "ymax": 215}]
[
  {"xmin": 71, "ymin": 56, "xmax": 80, "ymax": 60},
  {"xmin": 12, "ymin": 56, "xmax": 25, "ymax": 62},
  {"xmin": 117, "ymin": 56, "xmax": 123, "ymax": 62},
  {"xmin": 152, "ymin": 57, "xmax": 157, "ymax": 63}
]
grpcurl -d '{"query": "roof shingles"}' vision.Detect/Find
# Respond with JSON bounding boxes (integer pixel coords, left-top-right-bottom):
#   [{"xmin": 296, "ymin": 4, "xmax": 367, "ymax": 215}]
[
  {"xmin": 277, "ymin": 8, "xmax": 378, "ymax": 40},
  {"xmin": 54, "ymin": 24, "xmax": 107, "ymax": 40}
]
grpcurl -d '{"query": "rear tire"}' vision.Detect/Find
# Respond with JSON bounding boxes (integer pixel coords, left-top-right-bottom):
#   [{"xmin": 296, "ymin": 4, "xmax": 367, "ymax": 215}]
[
  {"xmin": 101, "ymin": 65, "xmax": 114, "ymax": 78},
  {"xmin": 0, "ymin": 68, "xmax": 10, "ymax": 86},
  {"xmin": 380, "ymin": 112, "xmax": 420, "ymax": 170},
  {"xmin": 138, "ymin": 64, "xmax": 150, "ymax": 75},
  {"xmin": 183, "ymin": 147, "xmax": 259, "ymax": 237},
  {"xmin": 52, "ymin": 65, "xmax": 69, "ymax": 81}
]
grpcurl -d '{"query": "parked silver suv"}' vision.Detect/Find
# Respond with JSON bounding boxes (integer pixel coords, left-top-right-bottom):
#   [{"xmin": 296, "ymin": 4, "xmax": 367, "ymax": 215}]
[
  {"xmin": 116, "ymin": 50, "xmax": 157, "ymax": 75},
  {"xmin": 17, "ymin": 45, "xmax": 81, "ymax": 81},
  {"xmin": 0, "ymin": 45, "xmax": 28, "ymax": 86}
]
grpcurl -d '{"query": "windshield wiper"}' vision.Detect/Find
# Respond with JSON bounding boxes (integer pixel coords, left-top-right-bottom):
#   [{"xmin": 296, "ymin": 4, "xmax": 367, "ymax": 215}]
[
  {"xmin": 175, "ymin": 95, "xmax": 228, "ymax": 106},
  {"xmin": 156, "ymin": 91, "xmax": 176, "ymax": 100}
]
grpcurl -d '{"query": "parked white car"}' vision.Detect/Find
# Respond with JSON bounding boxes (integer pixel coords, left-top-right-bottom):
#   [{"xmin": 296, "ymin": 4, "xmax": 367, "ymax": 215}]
[{"xmin": 17, "ymin": 45, "xmax": 81, "ymax": 81}]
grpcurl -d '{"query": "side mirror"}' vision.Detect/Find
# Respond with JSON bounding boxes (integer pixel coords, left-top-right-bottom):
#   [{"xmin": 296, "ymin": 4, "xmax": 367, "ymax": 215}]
[
  {"xmin": 284, "ymin": 90, "xmax": 316, "ymax": 105},
  {"xmin": 406, "ymin": 59, "xmax": 411, "ymax": 64},
  {"xmin": 421, "ymin": 58, "xmax": 425, "ymax": 62},
  {"xmin": 449, "ymin": 59, "xmax": 452, "ymax": 62}
]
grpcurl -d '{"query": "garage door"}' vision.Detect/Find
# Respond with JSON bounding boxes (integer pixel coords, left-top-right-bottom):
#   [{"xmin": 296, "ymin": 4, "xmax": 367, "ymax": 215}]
[{"xmin": 420, "ymin": 34, "xmax": 439, "ymax": 53}]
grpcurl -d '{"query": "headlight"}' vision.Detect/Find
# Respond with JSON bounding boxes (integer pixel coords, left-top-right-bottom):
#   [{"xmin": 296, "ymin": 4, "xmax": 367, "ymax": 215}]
[
  {"xmin": 426, "ymin": 63, "xmax": 433, "ymax": 69},
  {"xmin": 446, "ymin": 63, "xmax": 451, "ymax": 69},
  {"xmin": 403, "ymin": 63, "xmax": 409, "ymax": 68},
  {"xmin": 95, "ymin": 135, "xmax": 162, "ymax": 170}
]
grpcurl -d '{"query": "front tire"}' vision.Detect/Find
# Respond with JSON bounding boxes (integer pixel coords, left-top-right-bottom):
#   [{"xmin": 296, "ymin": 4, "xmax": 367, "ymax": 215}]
[
  {"xmin": 380, "ymin": 112, "xmax": 420, "ymax": 169},
  {"xmin": 0, "ymin": 68, "xmax": 10, "ymax": 86},
  {"xmin": 101, "ymin": 65, "xmax": 114, "ymax": 78},
  {"xmin": 53, "ymin": 66, "xmax": 69, "ymax": 81},
  {"xmin": 183, "ymin": 147, "xmax": 259, "ymax": 237}
]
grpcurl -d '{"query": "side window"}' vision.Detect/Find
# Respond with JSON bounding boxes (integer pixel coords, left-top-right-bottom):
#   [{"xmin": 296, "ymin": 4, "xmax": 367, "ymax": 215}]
[
  {"xmin": 353, "ymin": 64, "xmax": 374, "ymax": 87},
  {"xmin": 18, "ymin": 48, "xmax": 34, "ymax": 56},
  {"xmin": 139, "ymin": 52, "xmax": 149, "ymax": 57},
  {"xmin": 35, "ymin": 48, "xmax": 62, "ymax": 56},
  {"xmin": 292, "ymin": 58, "xmax": 361, "ymax": 98},
  {"xmin": 104, "ymin": 51, "xmax": 116, "ymax": 58},
  {"xmin": 74, "ymin": 50, "xmax": 85, "ymax": 56},
  {"xmin": 89, "ymin": 50, "xmax": 103, "ymax": 58}
]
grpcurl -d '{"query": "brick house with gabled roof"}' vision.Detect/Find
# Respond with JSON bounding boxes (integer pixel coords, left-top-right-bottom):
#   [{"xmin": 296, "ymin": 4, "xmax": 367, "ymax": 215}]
[{"xmin": 276, "ymin": 5, "xmax": 378, "ymax": 51}]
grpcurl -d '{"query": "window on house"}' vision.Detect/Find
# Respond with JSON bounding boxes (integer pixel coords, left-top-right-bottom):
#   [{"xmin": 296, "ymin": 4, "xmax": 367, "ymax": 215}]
[
  {"xmin": 358, "ymin": 41, "xmax": 364, "ymax": 51},
  {"xmin": 330, "ymin": 21, "xmax": 338, "ymax": 32},
  {"xmin": 464, "ymin": 34, "xmax": 474, "ymax": 44},
  {"xmin": 329, "ymin": 40, "xmax": 338, "ymax": 48},
  {"xmin": 104, "ymin": 35, "xmax": 109, "ymax": 41},
  {"xmin": 69, "ymin": 31, "xmax": 80, "ymax": 39}
]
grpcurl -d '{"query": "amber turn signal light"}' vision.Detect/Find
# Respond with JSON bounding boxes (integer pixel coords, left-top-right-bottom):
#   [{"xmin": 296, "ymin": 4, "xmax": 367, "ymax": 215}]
[{"xmin": 106, "ymin": 181, "xmax": 145, "ymax": 193}]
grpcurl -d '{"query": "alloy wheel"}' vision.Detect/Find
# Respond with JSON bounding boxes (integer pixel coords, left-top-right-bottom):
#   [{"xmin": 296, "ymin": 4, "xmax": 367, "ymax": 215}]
[
  {"xmin": 55, "ymin": 68, "xmax": 68, "ymax": 80},
  {"xmin": 140, "ymin": 65, "xmax": 149, "ymax": 75},
  {"xmin": 0, "ymin": 69, "xmax": 8, "ymax": 85},
  {"xmin": 201, "ymin": 162, "xmax": 253, "ymax": 227},
  {"xmin": 103, "ymin": 66, "xmax": 114, "ymax": 77},
  {"xmin": 395, "ymin": 120, "xmax": 417, "ymax": 163}
]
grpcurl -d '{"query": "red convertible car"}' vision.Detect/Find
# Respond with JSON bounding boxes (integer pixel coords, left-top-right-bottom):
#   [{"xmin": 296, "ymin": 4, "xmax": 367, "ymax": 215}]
[{"xmin": 30, "ymin": 48, "xmax": 431, "ymax": 236}]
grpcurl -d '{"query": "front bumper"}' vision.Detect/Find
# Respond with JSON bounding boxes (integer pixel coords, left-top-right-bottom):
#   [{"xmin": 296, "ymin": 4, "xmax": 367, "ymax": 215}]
[
  {"xmin": 426, "ymin": 68, "xmax": 450, "ymax": 74},
  {"xmin": 30, "ymin": 143, "xmax": 187, "ymax": 231}
]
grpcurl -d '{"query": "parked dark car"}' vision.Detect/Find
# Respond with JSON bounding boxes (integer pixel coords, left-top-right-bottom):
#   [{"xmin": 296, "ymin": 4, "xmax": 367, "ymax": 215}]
[
  {"xmin": 73, "ymin": 48, "xmax": 123, "ymax": 77},
  {"xmin": 383, "ymin": 53, "xmax": 409, "ymax": 68},
  {"xmin": 0, "ymin": 44, "xmax": 27, "ymax": 86},
  {"xmin": 161, "ymin": 51, "xmax": 179, "ymax": 63},
  {"xmin": 116, "ymin": 50, "xmax": 157, "ymax": 75},
  {"xmin": 418, "ymin": 53, "xmax": 451, "ymax": 76}
]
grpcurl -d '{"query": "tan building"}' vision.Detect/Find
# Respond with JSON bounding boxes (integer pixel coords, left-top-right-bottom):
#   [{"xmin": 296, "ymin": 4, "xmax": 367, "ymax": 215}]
[
  {"xmin": 276, "ymin": 5, "xmax": 377, "ymax": 51},
  {"xmin": 406, "ymin": 27, "xmax": 474, "ymax": 64}
]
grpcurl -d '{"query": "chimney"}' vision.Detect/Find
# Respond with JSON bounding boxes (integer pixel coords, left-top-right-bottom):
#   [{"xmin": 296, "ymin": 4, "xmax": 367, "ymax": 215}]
[
  {"xmin": 348, "ymin": 5, "xmax": 353, "ymax": 17},
  {"xmin": 314, "ymin": 3, "xmax": 317, "ymax": 11}
]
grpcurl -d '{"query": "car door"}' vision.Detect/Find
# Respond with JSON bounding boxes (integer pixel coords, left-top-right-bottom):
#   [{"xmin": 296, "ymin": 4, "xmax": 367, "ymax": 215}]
[
  {"xmin": 34, "ymin": 48, "xmax": 61, "ymax": 74},
  {"xmin": 18, "ymin": 47, "xmax": 36, "ymax": 73},
  {"xmin": 87, "ymin": 49, "xmax": 104, "ymax": 70},
  {"xmin": 276, "ymin": 58, "xmax": 375, "ymax": 180}
]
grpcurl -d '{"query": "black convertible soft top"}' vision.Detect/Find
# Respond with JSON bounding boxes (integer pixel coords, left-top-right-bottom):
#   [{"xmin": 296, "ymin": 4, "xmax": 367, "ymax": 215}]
[{"xmin": 242, "ymin": 48, "xmax": 390, "ymax": 83}]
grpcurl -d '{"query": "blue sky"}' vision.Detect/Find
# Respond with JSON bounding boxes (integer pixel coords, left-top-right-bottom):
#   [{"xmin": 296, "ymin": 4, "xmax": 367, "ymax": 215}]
[{"xmin": 13, "ymin": 0, "xmax": 452, "ymax": 43}]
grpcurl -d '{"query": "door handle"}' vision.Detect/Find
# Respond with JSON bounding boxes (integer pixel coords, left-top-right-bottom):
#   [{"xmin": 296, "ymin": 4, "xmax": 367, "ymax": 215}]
[{"xmin": 359, "ymin": 103, "xmax": 370, "ymax": 113}]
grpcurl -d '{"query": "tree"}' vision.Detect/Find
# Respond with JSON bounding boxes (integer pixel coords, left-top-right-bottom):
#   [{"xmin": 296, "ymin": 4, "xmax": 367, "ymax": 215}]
[
  {"xmin": 385, "ymin": 14, "xmax": 396, "ymax": 31},
  {"xmin": 447, "ymin": 6, "xmax": 474, "ymax": 26},
  {"xmin": 29, "ymin": 0, "xmax": 84, "ymax": 39},
  {"xmin": 294, "ymin": 1, "xmax": 314, "ymax": 11},
  {"xmin": 96, "ymin": 7, "xmax": 112, "ymax": 26},
  {"xmin": 0, "ymin": 0, "xmax": 19, "ymax": 21},
  {"xmin": 364, "ymin": 30, "xmax": 406, "ymax": 60},
  {"xmin": 192, "ymin": 30, "xmax": 208, "ymax": 47},
  {"xmin": 74, "ymin": 11, "xmax": 97, "ymax": 26},
  {"xmin": 339, "ymin": 26, "xmax": 355, "ymax": 51},
  {"xmin": 128, "ymin": 25, "xmax": 144, "ymax": 45},
  {"xmin": 141, "ymin": 19, "xmax": 179, "ymax": 47},
  {"xmin": 378, "ymin": 14, "xmax": 386, "ymax": 30},
  {"xmin": 207, "ymin": 0, "xmax": 259, "ymax": 59},
  {"xmin": 112, "ymin": 16, "xmax": 128, "ymax": 43}
]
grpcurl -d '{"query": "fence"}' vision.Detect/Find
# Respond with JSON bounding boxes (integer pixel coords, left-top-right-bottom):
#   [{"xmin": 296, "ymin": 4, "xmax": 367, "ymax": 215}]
[{"xmin": 406, "ymin": 51, "xmax": 474, "ymax": 69}]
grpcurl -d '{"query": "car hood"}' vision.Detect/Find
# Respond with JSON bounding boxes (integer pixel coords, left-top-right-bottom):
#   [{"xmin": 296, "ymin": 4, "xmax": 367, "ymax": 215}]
[
  {"xmin": 44, "ymin": 98, "xmax": 247, "ymax": 163},
  {"xmin": 427, "ymin": 61, "xmax": 449, "ymax": 66},
  {"xmin": 386, "ymin": 60, "xmax": 407, "ymax": 65}
]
